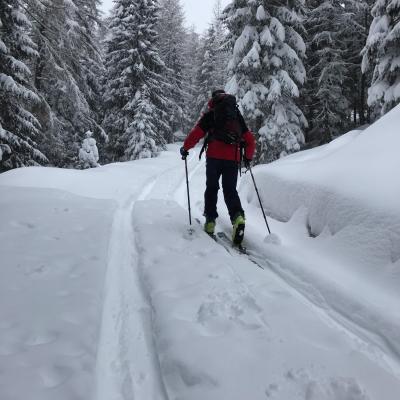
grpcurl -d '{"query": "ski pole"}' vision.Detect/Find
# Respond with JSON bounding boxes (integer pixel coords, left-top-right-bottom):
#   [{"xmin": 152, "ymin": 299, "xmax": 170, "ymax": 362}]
[
  {"xmin": 184, "ymin": 157, "xmax": 192, "ymax": 226},
  {"xmin": 248, "ymin": 165, "xmax": 271, "ymax": 235}
]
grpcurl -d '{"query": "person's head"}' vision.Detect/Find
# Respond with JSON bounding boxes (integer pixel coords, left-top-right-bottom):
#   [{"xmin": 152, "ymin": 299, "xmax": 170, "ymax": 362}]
[
  {"xmin": 212, "ymin": 89, "xmax": 225, "ymax": 99},
  {"xmin": 208, "ymin": 89, "xmax": 226, "ymax": 109}
]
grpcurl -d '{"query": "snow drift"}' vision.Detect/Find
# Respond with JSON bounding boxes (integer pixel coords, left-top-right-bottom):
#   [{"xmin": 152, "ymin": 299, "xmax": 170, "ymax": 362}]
[
  {"xmin": 237, "ymin": 105, "xmax": 400, "ymax": 371},
  {"xmin": 242, "ymin": 104, "xmax": 400, "ymax": 268}
]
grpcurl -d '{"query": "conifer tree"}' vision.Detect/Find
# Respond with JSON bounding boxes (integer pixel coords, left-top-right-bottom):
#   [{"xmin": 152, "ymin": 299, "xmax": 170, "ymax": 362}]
[
  {"xmin": 212, "ymin": 0, "xmax": 230, "ymax": 88},
  {"xmin": 343, "ymin": 0, "xmax": 373, "ymax": 126},
  {"xmin": 79, "ymin": 130, "xmax": 100, "ymax": 168},
  {"xmin": 195, "ymin": 1, "xmax": 229, "ymax": 115},
  {"xmin": 181, "ymin": 26, "xmax": 202, "ymax": 132},
  {"xmin": 224, "ymin": 0, "xmax": 307, "ymax": 163},
  {"xmin": 0, "ymin": 0, "xmax": 47, "ymax": 171},
  {"xmin": 103, "ymin": 0, "xmax": 169, "ymax": 161},
  {"xmin": 79, "ymin": 0, "xmax": 107, "ymax": 140},
  {"xmin": 303, "ymin": 1, "xmax": 351, "ymax": 143},
  {"xmin": 28, "ymin": 0, "xmax": 104, "ymax": 167},
  {"xmin": 158, "ymin": 0, "xmax": 186, "ymax": 140},
  {"xmin": 362, "ymin": 0, "xmax": 400, "ymax": 116},
  {"xmin": 195, "ymin": 25, "xmax": 221, "ymax": 114},
  {"xmin": 303, "ymin": 0, "xmax": 373, "ymax": 144}
]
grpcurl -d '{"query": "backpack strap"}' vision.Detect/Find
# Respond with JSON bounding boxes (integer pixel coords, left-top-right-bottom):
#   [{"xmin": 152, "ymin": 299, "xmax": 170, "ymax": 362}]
[{"xmin": 199, "ymin": 133, "xmax": 210, "ymax": 160}]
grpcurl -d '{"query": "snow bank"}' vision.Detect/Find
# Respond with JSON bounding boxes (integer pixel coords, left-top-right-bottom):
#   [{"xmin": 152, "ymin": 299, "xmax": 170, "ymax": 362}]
[
  {"xmin": 0, "ymin": 148, "xmax": 179, "ymax": 202},
  {"xmin": 242, "ymin": 105, "xmax": 400, "ymax": 267},
  {"xmin": 238, "ymin": 107, "xmax": 400, "ymax": 368}
]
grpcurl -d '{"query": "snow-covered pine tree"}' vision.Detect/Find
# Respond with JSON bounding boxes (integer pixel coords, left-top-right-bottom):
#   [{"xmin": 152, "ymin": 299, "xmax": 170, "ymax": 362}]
[
  {"xmin": 224, "ymin": 0, "xmax": 307, "ymax": 163},
  {"xmin": 78, "ymin": 0, "xmax": 107, "ymax": 143},
  {"xmin": 303, "ymin": 0, "xmax": 374, "ymax": 144},
  {"xmin": 342, "ymin": 0, "xmax": 374, "ymax": 126},
  {"xmin": 181, "ymin": 26, "xmax": 202, "ymax": 133},
  {"xmin": 103, "ymin": 0, "xmax": 169, "ymax": 161},
  {"xmin": 195, "ymin": 1, "xmax": 229, "ymax": 116},
  {"xmin": 28, "ymin": 0, "xmax": 104, "ymax": 167},
  {"xmin": 303, "ymin": 1, "xmax": 352, "ymax": 143},
  {"xmin": 362, "ymin": 0, "xmax": 400, "ymax": 116},
  {"xmin": 212, "ymin": 0, "xmax": 230, "ymax": 89},
  {"xmin": 195, "ymin": 25, "xmax": 221, "ymax": 115},
  {"xmin": 79, "ymin": 130, "xmax": 100, "ymax": 168},
  {"xmin": 157, "ymin": 0, "xmax": 187, "ymax": 141},
  {"xmin": 0, "ymin": 0, "xmax": 47, "ymax": 171}
]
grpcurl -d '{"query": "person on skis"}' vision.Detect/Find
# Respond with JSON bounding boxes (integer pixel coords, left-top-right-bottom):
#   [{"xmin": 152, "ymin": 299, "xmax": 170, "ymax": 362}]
[{"xmin": 180, "ymin": 89, "xmax": 256, "ymax": 245}]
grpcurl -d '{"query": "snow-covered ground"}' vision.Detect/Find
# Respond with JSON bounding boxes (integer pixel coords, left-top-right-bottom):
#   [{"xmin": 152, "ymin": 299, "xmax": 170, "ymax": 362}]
[
  {"xmin": 1, "ymin": 106, "xmax": 400, "ymax": 399},
  {"xmin": 239, "ymin": 105, "xmax": 400, "ymax": 364}
]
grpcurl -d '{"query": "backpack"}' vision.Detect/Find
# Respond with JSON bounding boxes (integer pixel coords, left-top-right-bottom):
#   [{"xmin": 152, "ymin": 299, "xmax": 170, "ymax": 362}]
[{"xmin": 211, "ymin": 94, "xmax": 242, "ymax": 145}]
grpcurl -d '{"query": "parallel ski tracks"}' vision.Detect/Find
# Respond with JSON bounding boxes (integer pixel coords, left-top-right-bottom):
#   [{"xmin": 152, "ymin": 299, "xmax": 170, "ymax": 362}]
[
  {"xmin": 95, "ymin": 157, "xmax": 201, "ymax": 400},
  {"xmin": 96, "ymin": 152, "xmax": 400, "ymax": 399},
  {"xmin": 175, "ymin": 151, "xmax": 400, "ymax": 379},
  {"xmin": 94, "ymin": 175, "xmax": 171, "ymax": 400},
  {"xmin": 256, "ymin": 251, "xmax": 400, "ymax": 378},
  {"xmin": 210, "ymin": 229, "xmax": 400, "ymax": 379}
]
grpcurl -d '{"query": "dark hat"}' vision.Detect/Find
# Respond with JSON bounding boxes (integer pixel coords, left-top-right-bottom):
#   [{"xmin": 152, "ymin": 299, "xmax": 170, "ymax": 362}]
[{"xmin": 211, "ymin": 89, "xmax": 226, "ymax": 99}]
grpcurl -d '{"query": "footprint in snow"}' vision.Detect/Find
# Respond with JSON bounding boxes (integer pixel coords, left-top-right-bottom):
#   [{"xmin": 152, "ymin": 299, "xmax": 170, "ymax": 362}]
[
  {"xmin": 10, "ymin": 220, "xmax": 36, "ymax": 229},
  {"xmin": 305, "ymin": 377, "xmax": 371, "ymax": 400},
  {"xmin": 38, "ymin": 364, "xmax": 73, "ymax": 388},
  {"xmin": 25, "ymin": 330, "xmax": 58, "ymax": 346},
  {"xmin": 197, "ymin": 292, "xmax": 262, "ymax": 335},
  {"xmin": 164, "ymin": 359, "xmax": 217, "ymax": 389},
  {"xmin": 23, "ymin": 264, "xmax": 49, "ymax": 277},
  {"xmin": 265, "ymin": 382, "xmax": 280, "ymax": 398}
]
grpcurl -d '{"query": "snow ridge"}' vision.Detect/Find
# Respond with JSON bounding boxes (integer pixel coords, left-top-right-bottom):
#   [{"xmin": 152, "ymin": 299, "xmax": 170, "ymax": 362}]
[{"xmin": 94, "ymin": 195, "xmax": 167, "ymax": 400}]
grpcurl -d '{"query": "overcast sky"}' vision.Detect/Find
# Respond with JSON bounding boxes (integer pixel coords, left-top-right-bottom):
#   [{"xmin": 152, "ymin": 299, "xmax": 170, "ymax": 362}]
[{"xmin": 100, "ymin": 0, "xmax": 230, "ymax": 33}]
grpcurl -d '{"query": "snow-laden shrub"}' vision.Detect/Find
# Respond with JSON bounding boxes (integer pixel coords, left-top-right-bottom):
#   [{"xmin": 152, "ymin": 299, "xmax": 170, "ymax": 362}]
[{"xmin": 78, "ymin": 131, "xmax": 100, "ymax": 169}]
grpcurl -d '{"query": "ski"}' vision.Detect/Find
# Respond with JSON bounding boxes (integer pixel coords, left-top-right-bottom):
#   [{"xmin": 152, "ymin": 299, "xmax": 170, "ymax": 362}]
[
  {"xmin": 195, "ymin": 217, "xmax": 217, "ymax": 240},
  {"xmin": 216, "ymin": 231, "xmax": 264, "ymax": 270},
  {"xmin": 195, "ymin": 218, "xmax": 264, "ymax": 270},
  {"xmin": 216, "ymin": 231, "xmax": 247, "ymax": 254}
]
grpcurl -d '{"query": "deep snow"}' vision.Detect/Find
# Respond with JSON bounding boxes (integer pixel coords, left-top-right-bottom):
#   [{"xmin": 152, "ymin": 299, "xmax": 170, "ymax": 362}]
[
  {"xmin": 1, "ymin": 107, "xmax": 400, "ymax": 400},
  {"xmin": 239, "ymin": 105, "xmax": 400, "ymax": 366}
]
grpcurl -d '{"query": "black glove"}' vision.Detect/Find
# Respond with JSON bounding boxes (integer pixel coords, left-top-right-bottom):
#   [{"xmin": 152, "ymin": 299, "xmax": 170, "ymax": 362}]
[
  {"xmin": 180, "ymin": 146, "xmax": 189, "ymax": 160},
  {"xmin": 243, "ymin": 158, "xmax": 251, "ymax": 168}
]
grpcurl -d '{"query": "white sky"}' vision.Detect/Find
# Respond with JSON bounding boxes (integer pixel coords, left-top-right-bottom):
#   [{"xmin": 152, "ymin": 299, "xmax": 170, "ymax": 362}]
[{"xmin": 100, "ymin": 0, "xmax": 231, "ymax": 33}]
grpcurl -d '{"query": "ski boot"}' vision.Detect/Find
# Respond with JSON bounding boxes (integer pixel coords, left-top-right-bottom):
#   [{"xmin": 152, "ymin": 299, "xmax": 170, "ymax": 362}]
[
  {"xmin": 232, "ymin": 213, "xmax": 245, "ymax": 246},
  {"xmin": 204, "ymin": 218, "xmax": 216, "ymax": 236}
]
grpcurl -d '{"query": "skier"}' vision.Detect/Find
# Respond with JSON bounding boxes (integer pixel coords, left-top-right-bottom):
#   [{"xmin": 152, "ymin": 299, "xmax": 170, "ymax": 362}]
[{"xmin": 180, "ymin": 90, "xmax": 256, "ymax": 245}]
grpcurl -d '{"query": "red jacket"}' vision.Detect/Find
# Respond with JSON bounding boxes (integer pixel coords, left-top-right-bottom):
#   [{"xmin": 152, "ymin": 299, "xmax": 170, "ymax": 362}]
[{"xmin": 184, "ymin": 101, "xmax": 256, "ymax": 162}]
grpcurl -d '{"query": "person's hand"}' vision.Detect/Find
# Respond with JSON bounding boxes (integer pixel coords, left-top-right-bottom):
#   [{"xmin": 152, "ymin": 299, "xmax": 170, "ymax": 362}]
[
  {"xmin": 243, "ymin": 158, "xmax": 251, "ymax": 168},
  {"xmin": 180, "ymin": 146, "xmax": 189, "ymax": 160}
]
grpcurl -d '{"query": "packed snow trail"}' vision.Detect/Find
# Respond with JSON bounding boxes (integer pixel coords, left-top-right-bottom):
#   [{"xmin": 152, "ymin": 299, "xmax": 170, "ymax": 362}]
[
  {"xmin": 94, "ymin": 154, "xmax": 202, "ymax": 400},
  {"xmin": 132, "ymin": 199, "xmax": 400, "ymax": 400},
  {"xmin": 94, "ymin": 195, "xmax": 167, "ymax": 400}
]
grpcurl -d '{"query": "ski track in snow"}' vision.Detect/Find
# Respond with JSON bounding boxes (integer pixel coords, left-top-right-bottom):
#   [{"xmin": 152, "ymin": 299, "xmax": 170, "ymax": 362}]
[
  {"xmin": 91, "ymin": 145, "xmax": 400, "ymax": 400},
  {"xmin": 94, "ymin": 156, "xmax": 200, "ymax": 400},
  {"xmin": 257, "ymin": 254, "xmax": 400, "ymax": 382},
  {"xmin": 95, "ymin": 188, "xmax": 167, "ymax": 399},
  {"xmin": 2, "ymin": 144, "xmax": 399, "ymax": 399},
  {"xmin": 246, "ymin": 252, "xmax": 400, "ymax": 378},
  {"xmin": 173, "ymin": 150, "xmax": 205, "ymax": 206},
  {"xmin": 176, "ymin": 152, "xmax": 400, "ymax": 384},
  {"xmin": 214, "ymin": 211, "xmax": 400, "ymax": 380}
]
